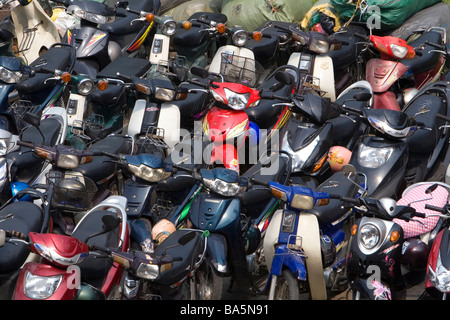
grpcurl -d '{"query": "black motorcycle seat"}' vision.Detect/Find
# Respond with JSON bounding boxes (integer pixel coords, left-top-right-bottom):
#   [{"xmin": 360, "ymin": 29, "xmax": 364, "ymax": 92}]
[
  {"xmin": 327, "ymin": 26, "xmax": 367, "ymax": 70},
  {"xmin": 156, "ymin": 171, "xmax": 196, "ymax": 192},
  {"xmin": 98, "ymin": 56, "xmax": 151, "ymax": 78},
  {"xmin": 239, "ymin": 155, "xmax": 289, "ymax": 207},
  {"xmin": 173, "ymin": 25, "xmax": 209, "ymax": 48},
  {"xmin": 15, "ymin": 46, "xmax": 73, "ymax": 95},
  {"xmin": 305, "ymin": 171, "xmax": 361, "ymax": 225},
  {"xmin": 75, "ymin": 135, "xmax": 130, "ymax": 183},
  {"xmin": 90, "ymin": 84, "xmax": 126, "ymax": 110},
  {"xmin": 153, "ymin": 229, "xmax": 203, "ymax": 286},
  {"xmin": 171, "ymin": 83, "xmax": 209, "ymax": 117},
  {"xmin": 73, "ymin": 210, "xmax": 120, "ymax": 280},
  {"xmin": 400, "ymin": 31, "xmax": 443, "ymax": 75},
  {"xmin": 403, "ymin": 93, "xmax": 445, "ymax": 153},
  {"xmin": 7, "ymin": 117, "xmax": 62, "ymax": 168},
  {"xmin": 0, "ymin": 202, "xmax": 44, "ymax": 273}
]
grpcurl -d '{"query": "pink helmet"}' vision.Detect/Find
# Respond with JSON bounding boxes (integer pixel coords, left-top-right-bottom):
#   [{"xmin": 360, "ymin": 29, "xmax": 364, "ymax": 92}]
[
  {"xmin": 152, "ymin": 219, "xmax": 176, "ymax": 245},
  {"xmin": 328, "ymin": 146, "xmax": 352, "ymax": 172}
]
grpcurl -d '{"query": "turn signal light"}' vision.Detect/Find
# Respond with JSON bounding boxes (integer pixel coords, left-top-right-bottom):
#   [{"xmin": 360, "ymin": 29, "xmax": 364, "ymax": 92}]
[
  {"xmin": 145, "ymin": 13, "xmax": 154, "ymax": 22},
  {"xmin": 252, "ymin": 31, "xmax": 262, "ymax": 41},
  {"xmin": 97, "ymin": 80, "xmax": 108, "ymax": 91},
  {"xmin": 390, "ymin": 230, "xmax": 400, "ymax": 242},
  {"xmin": 61, "ymin": 72, "xmax": 71, "ymax": 83},
  {"xmin": 351, "ymin": 224, "xmax": 357, "ymax": 236},
  {"xmin": 182, "ymin": 21, "xmax": 191, "ymax": 30},
  {"xmin": 216, "ymin": 23, "xmax": 226, "ymax": 34}
]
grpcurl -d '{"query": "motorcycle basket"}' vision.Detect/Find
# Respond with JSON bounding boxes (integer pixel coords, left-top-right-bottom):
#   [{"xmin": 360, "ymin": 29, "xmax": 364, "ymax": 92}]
[
  {"xmin": 219, "ymin": 53, "xmax": 264, "ymax": 87},
  {"xmin": 46, "ymin": 171, "xmax": 98, "ymax": 211}
]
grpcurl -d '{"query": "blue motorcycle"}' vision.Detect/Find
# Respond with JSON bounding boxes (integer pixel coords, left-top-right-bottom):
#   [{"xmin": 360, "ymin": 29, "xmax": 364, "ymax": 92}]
[{"xmin": 260, "ymin": 165, "xmax": 366, "ymax": 300}]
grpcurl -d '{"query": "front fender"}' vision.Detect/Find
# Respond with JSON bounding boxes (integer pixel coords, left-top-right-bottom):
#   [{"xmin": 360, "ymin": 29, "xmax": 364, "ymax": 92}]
[
  {"xmin": 270, "ymin": 245, "xmax": 307, "ymax": 281},
  {"xmin": 206, "ymin": 233, "xmax": 228, "ymax": 275}
]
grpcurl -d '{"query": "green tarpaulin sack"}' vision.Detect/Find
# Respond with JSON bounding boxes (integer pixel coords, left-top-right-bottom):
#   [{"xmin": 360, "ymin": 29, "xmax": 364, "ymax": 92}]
[
  {"xmin": 330, "ymin": 0, "xmax": 443, "ymax": 31},
  {"xmin": 221, "ymin": 0, "xmax": 314, "ymax": 31}
]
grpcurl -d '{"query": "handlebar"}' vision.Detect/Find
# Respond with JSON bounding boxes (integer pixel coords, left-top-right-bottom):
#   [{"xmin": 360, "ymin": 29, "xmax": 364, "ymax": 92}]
[
  {"xmin": 425, "ymin": 41, "xmax": 447, "ymax": 52},
  {"xmin": 17, "ymin": 140, "xmax": 34, "ymax": 149},
  {"xmin": 425, "ymin": 204, "xmax": 447, "ymax": 214}
]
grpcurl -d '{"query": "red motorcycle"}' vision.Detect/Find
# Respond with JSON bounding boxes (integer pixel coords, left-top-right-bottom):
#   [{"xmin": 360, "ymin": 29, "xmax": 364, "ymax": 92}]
[
  {"xmin": 190, "ymin": 66, "xmax": 299, "ymax": 173},
  {"xmin": 360, "ymin": 27, "xmax": 446, "ymax": 111},
  {"xmin": 12, "ymin": 196, "xmax": 129, "ymax": 300},
  {"xmin": 419, "ymin": 200, "xmax": 450, "ymax": 300}
]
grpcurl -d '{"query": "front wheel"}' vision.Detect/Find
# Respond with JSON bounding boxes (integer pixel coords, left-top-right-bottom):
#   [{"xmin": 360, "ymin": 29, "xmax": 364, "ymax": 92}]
[
  {"xmin": 271, "ymin": 269, "xmax": 305, "ymax": 300},
  {"xmin": 192, "ymin": 260, "xmax": 224, "ymax": 300}
]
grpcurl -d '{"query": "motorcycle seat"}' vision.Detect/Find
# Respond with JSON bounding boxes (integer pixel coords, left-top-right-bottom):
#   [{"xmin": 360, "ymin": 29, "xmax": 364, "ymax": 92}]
[
  {"xmin": 305, "ymin": 171, "xmax": 361, "ymax": 225},
  {"xmin": 7, "ymin": 117, "xmax": 62, "ymax": 169},
  {"xmin": 400, "ymin": 31, "xmax": 443, "ymax": 75},
  {"xmin": 15, "ymin": 46, "xmax": 74, "ymax": 95},
  {"xmin": 98, "ymin": 56, "xmax": 151, "ymax": 78},
  {"xmin": 73, "ymin": 210, "xmax": 120, "ymax": 281},
  {"xmin": 0, "ymin": 202, "xmax": 44, "ymax": 273},
  {"xmin": 153, "ymin": 229, "xmax": 203, "ymax": 286},
  {"xmin": 172, "ymin": 83, "xmax": 209, "ymax": 117},
  {"xmin": 75, "ymin": 135, "xmax": 131, "ymax": 184},
  {"xmin": 327, "ymin": 26, "xmax": 367, "ymax": 70},
  {"xmin": 403, "ymin": 93, "xmax": 445, "ymax": 153}
]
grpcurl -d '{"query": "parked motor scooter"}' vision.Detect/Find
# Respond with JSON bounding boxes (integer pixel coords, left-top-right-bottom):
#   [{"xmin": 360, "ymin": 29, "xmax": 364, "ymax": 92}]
[
  {"xmin": 0, "ymin": 106, "xmax": 67, "ymax": 204},
  {"xmin": 358, "ymin": 27, "xmax": 447, "ymax": 111},
  {"xmin": 170, "ymin": 151, "xmax": 291, "ymax": 299},
  {"xmin": 11, "ymin": 195, "xmax": 129, "ymax": 300},
  {"xmin": 5, "ymin": 0, "xmax": 61, "ymax": 64},
  {"xmin": 342, "ymin": 182, "xmax": 450, "ymax": 300},
  {"xmin": 260, "ymin": 164, "xmax": 366, "ymax": 300},
  {"xmin": 419, "ymin": 199, "xmax": 450, "ymax": 300},
  {"xmin": 0, "ymin": 183, "xmax": 53, "ymax": 299},
  {"xmin": 345, "ymin": 81, "xmax": 450, "ymax": 198},
  {"xmin": 58, "ymin": 0, "xmax": 160, "ymax": 78}
]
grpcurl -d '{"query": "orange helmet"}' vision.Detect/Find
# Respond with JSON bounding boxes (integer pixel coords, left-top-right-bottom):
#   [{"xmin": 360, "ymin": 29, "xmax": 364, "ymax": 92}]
[
  {"xmin": 152, "ymin": 219, "xmax": 176, "ymax": 245},
  {"xmin": 328, "ymin": 146, "xmax": 352, "ymax": 172}
]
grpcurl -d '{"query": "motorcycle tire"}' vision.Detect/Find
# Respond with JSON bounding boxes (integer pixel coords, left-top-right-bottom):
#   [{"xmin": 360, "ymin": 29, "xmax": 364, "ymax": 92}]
[
  {"xmin": 272, "ymin": 269, "xmax": 303, "ymax": 300},
  {"xmin": 193, "ymin": 259, "xmax": 224, "ymax": 300}
]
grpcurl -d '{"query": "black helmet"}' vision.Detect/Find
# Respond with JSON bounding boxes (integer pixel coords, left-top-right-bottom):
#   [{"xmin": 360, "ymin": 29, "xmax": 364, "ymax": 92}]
[
  {"xmin": 52, "ymin": 175, "xmax": 97, "ymax": 211},
  {"xmin": 400, "ymin": 238, "xmax": 429, "ymax": 271}
]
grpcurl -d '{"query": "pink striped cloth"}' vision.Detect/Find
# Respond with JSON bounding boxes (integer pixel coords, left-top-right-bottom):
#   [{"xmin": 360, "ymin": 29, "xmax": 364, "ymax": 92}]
[{"xmin": 394, "ymin": 183, "xmax": 449, "ymax": 238}]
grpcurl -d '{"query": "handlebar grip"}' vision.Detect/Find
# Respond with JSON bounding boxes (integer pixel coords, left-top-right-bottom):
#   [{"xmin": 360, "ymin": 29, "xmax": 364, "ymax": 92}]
[
  {"xmin": 339, "ymin": 196, "xmax": 361, "ymax": 205},
  {"xmin": 6, "ymin": 230, "xmax": 27, "ymax": 240},
  {"xmin": 425, "ymin": 204, "xmax": 446, "ymax": 213},
  {"xmin": 251, "ymin": 178, "xmax": 269, "ymax": 187},
  {"xmin": 425, "ymin": 41, "xmax": 446, "ymax": 51},
  {"xmin": 101, "ymin": 151, "xmax": 120, "ymax": 159},
  {"xmin": 436, "ymin": 113, "xmax": 450, "ymax": 122},
  {"xmin": 412, "ymin": 211, "xmax": 426, "ymax": 218},
  {"xmin": 17, "ymin": 141, "xmax": 34, "ymax": 149},
  {"xmin": 354, "ymin": 32, "xmax": 368, "ymax": 40}
]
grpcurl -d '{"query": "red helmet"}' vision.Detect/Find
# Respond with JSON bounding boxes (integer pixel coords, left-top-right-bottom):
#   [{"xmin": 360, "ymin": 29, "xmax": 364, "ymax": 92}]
[{"xmin": 328, "ymin": 146, "xmax": 352, "ymax": 172}]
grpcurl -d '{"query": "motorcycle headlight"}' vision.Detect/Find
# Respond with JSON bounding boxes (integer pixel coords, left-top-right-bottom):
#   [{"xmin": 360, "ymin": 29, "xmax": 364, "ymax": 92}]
[
  {"xmin": 223, "ymin": 88, "xmax": 252, "ymax": 110},
  {"xmin": 232, "ymin": 30, "xmax": 248, "ymax": 47},
  {"xmin": 390, "ymin": 44, "xmax": 408, "ymax": 59},
  {"xmin": 24, "ymin": 271, "xmax": 63, "ymax": 299},
  {"xmin": 162, "ymin": 20, "xmax": 177, "ymax": 36},
  {"xmin": 357, "ymin": 144, "xmax": 394, "ymax": 169},
  {"xmin": 0, "ymin": 66, "xmax": 22, "ymax": 83},
  {"xmin": 281, "ymin": 131, "xmax": 320, "ymax": 172},
  {"xmin": 154, "ymin": 87, "xmax": 175, "ymax": 101},
  {"xmin": 56, "ymin": 154, "xmax": 81, "ymax": 169},
  {"xmin": 359, "ymin": 224, "xmax": 380, "ymax": 249},
  {"xmin": 128, "ymin": 164, "xmax": 171, "ymax": 182},
  {"xmin": 202, "ymin": 178, "xmax": 246, "ymax": 197},
  {"xmin": 77, "ymin": 78, "xmax": 95, "ymax": 95},
  {"xmin": 309, "ymin": 37, "xmax": 330, "ymax": 54},
  {"xmin": 136, "ymin": 263, "xmax": 160, "ymax": 280},
  {"xmin": 70, "ymin": 6, "xmax": 115, "ymax": 24},
  {"xmin": 428, "ymin": 252, "xmax": 450, "ymax": 293}
]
